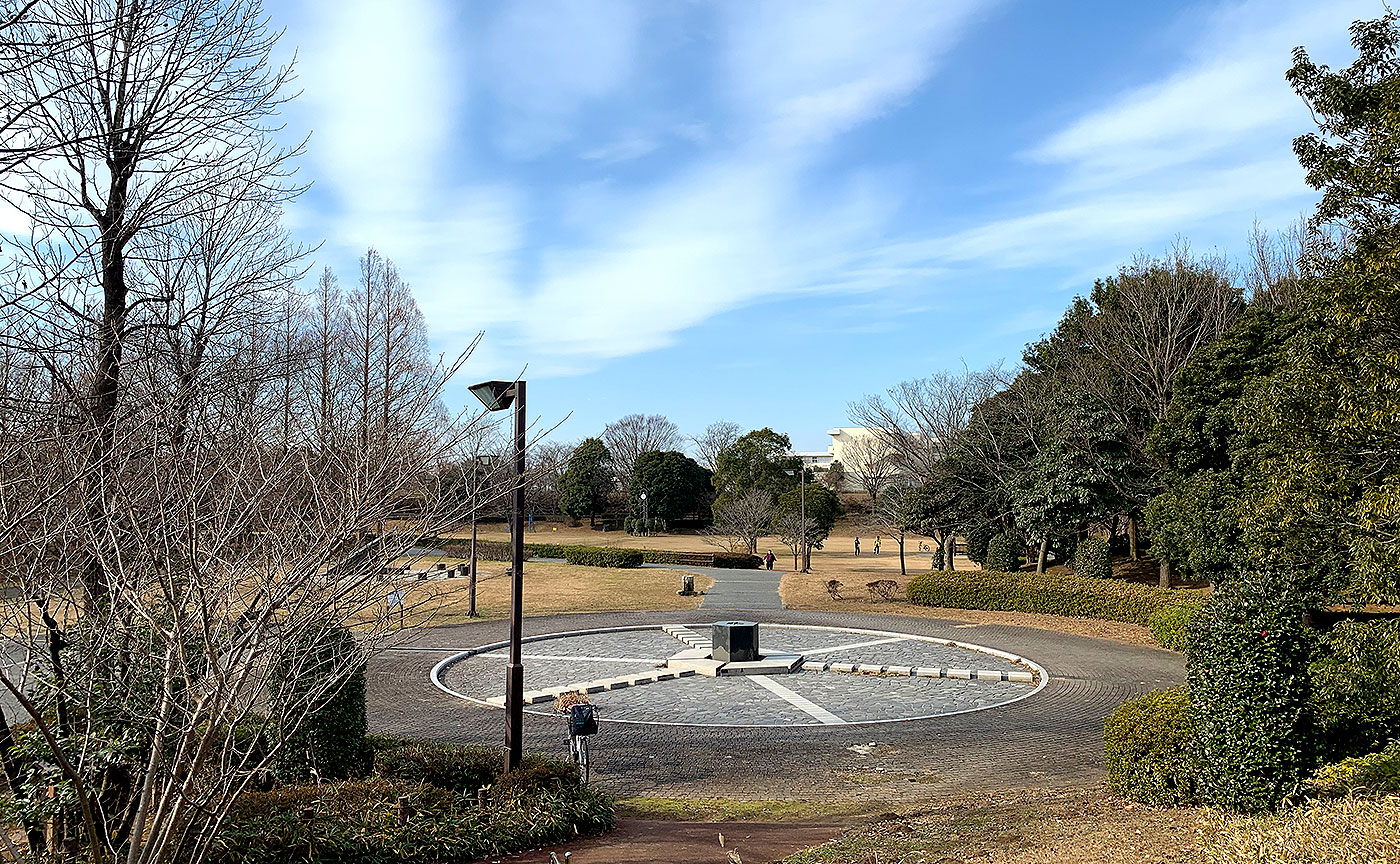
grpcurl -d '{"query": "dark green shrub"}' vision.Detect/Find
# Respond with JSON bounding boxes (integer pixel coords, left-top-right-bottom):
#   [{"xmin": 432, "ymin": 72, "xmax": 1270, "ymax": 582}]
[
  {"xmin": 1103, "ymin": 687, "xmax": 1199, "ymax": 805},
  {"xmin": 425, "ymin": 538, "xmax": 759, "ymax": 569},
  {"xmin": 983, "ymin": 533, "xmax": 1020, "ymax": 573},
  {"xmin": 1187, "ymin": 589, "xmax": 1318, "ymax": 811},
  {"xmin": 561, "ymin": 546, "xmax": 643, "ymax": 568},
  {"xmin": 1072, "ymin": 537, "xmax": 1112, "ymax": 580},
  {"xmin": 494, "ymin": 756, "xmax": 581, "ymax": 797},
  {"xmin": 1309, "ymin": 620, "xmax": 1400, "ymax": 762},
  {"xmin": 1307, "ymin": 738, "xmax": 1400, "ymax": 797},
  {"xmin": 962, "ymin": 523, "xmax": 997, "ymax": 566},
  {"xmin": 208, "ymin": 777, "xmax": 614, "ymax": 864},
  {"xmin": 1149, "ymin": 602, "xmax": 1203, "ymax": 652},
  {"xmin": 905, "ymin": 569, "xmax": 1186, "ymax": 625},
  {"xmin": 272, "ymin": 623, "xmax": 370, "ymax": 783},
  {"xmin": 372, "ymin": 741, "xmax": 502, "ymax": 794}
]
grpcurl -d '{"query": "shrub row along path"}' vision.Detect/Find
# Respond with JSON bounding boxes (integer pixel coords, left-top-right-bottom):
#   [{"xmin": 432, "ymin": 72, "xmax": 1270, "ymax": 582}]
[
  {"xmin": 532, "ymin": 558, "xmax": 786, "ymax": 610},
  {"xmin": 369, "ymin": 608, "xmax": 1183, "ymax": 800}
]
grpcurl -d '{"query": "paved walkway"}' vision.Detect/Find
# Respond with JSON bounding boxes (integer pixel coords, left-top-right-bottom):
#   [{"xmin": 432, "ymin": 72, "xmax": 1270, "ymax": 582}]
[{"xmin": 371, "ymin": 608, "xmax": 1182, "ymax": 800}]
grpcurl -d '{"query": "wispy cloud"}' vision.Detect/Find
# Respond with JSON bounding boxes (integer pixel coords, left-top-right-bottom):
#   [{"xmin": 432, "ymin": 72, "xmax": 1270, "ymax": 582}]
[{"xmin": 872, "ymin": 0, "xmax": 1378, "ymax": 277}]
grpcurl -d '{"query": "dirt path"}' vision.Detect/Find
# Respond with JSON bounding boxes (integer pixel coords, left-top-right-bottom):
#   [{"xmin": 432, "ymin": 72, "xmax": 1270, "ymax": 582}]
[{"xmin": 483, "ymin": 819, "xmax": 843, "ymax": 864}]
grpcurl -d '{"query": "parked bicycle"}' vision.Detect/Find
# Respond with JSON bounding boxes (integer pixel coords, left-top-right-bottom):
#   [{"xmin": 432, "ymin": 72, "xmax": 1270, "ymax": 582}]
[{"xmin": 566, "ymin": 703, "xmax": 598, "ymax": 782}]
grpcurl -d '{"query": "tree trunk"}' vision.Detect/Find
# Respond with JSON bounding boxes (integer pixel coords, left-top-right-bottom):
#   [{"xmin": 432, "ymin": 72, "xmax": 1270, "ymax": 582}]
[
  {"xmin": 946, "ymin": 535, "xmax": 956, "ymax": 571},
  {"xmin": 1159, "ymin": 557, "xmax": 1172, "ymax": 590},
  {"xmin": 1036, "ymin": 537, "xmax": 1049, "ymax": 574},
  {"xmin": 1127, "ymin": 515, "xmax": 1140, "ymax": 560},
  {"xmin": 898, "ymin": 536, "xmax": 906, "ymax": 576}
]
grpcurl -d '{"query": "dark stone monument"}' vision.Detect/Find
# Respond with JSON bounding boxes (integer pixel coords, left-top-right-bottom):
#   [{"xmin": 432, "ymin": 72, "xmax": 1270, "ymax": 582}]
[{"xmin": 712, "ymin": 620, "xmax": 759, "ymax": 663}]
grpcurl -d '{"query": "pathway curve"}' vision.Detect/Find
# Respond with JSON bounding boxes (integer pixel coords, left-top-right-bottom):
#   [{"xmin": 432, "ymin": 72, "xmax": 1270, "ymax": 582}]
[
  {"xmin": 644, "ymin": 562, "xmax": 785, "ymax": 611},
  {"xmin": 370, "ymin": 608, "xmax": 1182, "ymax": 800}
]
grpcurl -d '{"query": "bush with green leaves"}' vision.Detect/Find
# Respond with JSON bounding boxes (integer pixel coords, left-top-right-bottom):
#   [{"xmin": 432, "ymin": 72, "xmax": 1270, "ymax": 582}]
[
  {"xmin": 561, "ymin": 546, "xmax": 643, "ymax": 568},
  {"xmin": 1103, "ymin": 687, "xmax": 1199, "ymax": 805},
  {"xmin": 962, "ymin": 523, "xmax": 997, "ymax": 566},
  {"xmin": 272, "ymin": 623, "xmax": 370, "ymax": 783},
  {"xmin": 906, "ymin": 569, "xmax": 1187, "ymax": 625},
  {"xmin": 428, "ymin": 538, "xmax": 759, "ymax": 569},
  {"xmin": 1309, "ymin": 619, "xmax": 1400, "ymax": 763},
  {"xmin": 1072, "ymin": 537, "xmax": 1112, "ymax": 580},
  {"xmin": 1307, "ymin": 738, "xmax": 1400, "ymax": 797},
  {"xmin": 1187, "ymin": 588, "xmax": 1318, "ymax": 812},
  {"xmin": 371, "ymin": 741, "xmax": 503, "ymax": 794},
  {"xmin": 1148, "ymin": 602, "xmax": 1203, "ymax": 652},
  {"xmin": 983, "ymin": 532, "xmax": 1020, "ymax": 573},
  {"xmin": 207, "ymin": 775, "xmax": 613, "ymax": 864}
]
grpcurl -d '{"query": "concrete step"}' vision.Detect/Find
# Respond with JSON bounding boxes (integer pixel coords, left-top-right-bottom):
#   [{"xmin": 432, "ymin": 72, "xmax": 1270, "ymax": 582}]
[
  {"xmin": 801, "ymin": 660, "xmax": 1035, "ymax": 684},
  {"xmin": 488, "ymin": 667, "xmax": 698, "ymax": 707}
]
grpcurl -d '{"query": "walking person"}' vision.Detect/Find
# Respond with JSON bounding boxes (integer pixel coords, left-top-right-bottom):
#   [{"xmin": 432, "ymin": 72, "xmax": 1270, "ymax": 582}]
[
  {"xmin": 873, "ymin": 536, "xmax": 881, "ymax": 556},
  {"xmin": 854, "ymin": 536, "xmax": 861, "ymax": 556},
  {"xmin": 764, "ymin": 550, "xmax": 776, "ymax": 570}
]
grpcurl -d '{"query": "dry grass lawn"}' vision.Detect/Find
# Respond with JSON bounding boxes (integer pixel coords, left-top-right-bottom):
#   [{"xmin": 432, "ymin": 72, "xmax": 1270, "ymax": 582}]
[{"xmin": 374, "ymin": 558, "xmax": 711, "ymax": 627}]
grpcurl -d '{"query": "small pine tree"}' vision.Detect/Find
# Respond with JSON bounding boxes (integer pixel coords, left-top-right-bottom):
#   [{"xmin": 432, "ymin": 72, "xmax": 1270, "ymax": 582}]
[
  {"xmin": 272, "ymin": 623, "xmax": 370, "ymax": 782},
  {"xmin": 984, "ymin": 533, "xmax": 1020, "ymax": 573}
]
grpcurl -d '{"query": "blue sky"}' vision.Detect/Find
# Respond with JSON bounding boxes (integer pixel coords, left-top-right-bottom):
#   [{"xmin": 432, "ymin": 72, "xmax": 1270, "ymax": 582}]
[{"xmin": 275, "ymin": 0, "xmax": 1382, "ymax": 453}]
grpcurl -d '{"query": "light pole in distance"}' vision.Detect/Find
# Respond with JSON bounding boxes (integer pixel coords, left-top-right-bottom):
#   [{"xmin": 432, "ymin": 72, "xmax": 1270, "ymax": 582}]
[
  {"xmin": 784, "ymin": 463, "xmax": 808, "ymax": 572},
  {"xmin": 639, "ymin": 490, "xmax": 648, "ymax": 535},
  {"xmin": 468, "ymin": 379, "xmax": 527, "ymax": 772}
]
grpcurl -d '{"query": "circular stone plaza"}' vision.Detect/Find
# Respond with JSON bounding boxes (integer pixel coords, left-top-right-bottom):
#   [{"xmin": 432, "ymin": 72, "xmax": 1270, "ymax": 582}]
[{"xmin": 369, "ymin": 580, "xmax": 1183, "ymax": 800}]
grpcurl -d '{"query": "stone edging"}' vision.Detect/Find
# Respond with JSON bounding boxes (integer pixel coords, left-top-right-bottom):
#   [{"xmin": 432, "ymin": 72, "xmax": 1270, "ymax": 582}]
[{"xmin": 430, "ymin": 622, "xmax": 1050, "ymax": 728}]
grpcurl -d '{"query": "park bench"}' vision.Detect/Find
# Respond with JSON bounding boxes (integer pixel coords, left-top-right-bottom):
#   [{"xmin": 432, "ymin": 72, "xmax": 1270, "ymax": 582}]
[{"xmin": 668, "ymin": 552, "xmax": 715, "ymax": 566}]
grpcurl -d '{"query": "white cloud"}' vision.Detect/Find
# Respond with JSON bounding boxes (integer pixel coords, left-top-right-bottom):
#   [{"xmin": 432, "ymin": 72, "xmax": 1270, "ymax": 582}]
[
  {"xmin": 295, "ymin": 0, "xmax": 461, "ymax": 218},
  {"xmin": 720, "ymin": 0, "xmax": 994, "ymax": 148},
  {"xmin": 870, "ymin": 0, "xmax": 1381, "ymax": 278}
]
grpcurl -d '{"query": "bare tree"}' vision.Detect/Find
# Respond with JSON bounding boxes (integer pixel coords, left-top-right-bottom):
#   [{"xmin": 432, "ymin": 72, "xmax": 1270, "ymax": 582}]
[
  {"xmin": 603, "ymin": 413, "xmax": 680, "ymax": 489},
  {"xmin": 0, "ymin": 3, "xmax": 506, "ymax": 862},
  {"xmin": 850, "ymin": 367, "xmax": 1003, "ymax": 484},
  {"xmin": 691, "ymin": 420, "xmax": 741, "ymax": 470},
  {"xmin": 703, "ymin": 489, "xmax": 773, "ymax": 555},
  {"xmin": 1243, "ymin": 219, "xmax": 1306, "ymax": 311},
  {"xmin": 841, "ymin": 433, "xmax": 899, "ymax": 505}
]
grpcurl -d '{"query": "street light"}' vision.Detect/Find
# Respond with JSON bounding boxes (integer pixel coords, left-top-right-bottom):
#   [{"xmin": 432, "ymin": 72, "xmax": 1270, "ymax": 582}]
[
  {"xmin": 639, "ymin": 491, "xmax": 648, "ymax": 535},
  {"xmin": 784, "ymin": 462, "xmax": 808, "ymax": 573},
  {"xmin": 469, "ymin": 379, "xmax": 526, "ymax": 772}
]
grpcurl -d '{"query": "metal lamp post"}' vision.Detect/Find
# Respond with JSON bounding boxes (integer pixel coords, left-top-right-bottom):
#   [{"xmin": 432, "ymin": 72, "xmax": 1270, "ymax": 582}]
[
  {"xmin": 639, "ymin": 491, "xmax": 648, "ymax": 535},
  {"xmin": 468, "ymin": 379, "xmax": 527, "ymax": 772},
  {"xmin": 784, "ymin": 463, "xmax": 808, "ymax": 572}
]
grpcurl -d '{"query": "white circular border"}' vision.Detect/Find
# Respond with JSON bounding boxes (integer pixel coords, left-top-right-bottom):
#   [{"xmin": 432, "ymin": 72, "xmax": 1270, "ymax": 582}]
[{"xmin": 429, "ymin": 623, "xmax": 1049, "ymax": 729}]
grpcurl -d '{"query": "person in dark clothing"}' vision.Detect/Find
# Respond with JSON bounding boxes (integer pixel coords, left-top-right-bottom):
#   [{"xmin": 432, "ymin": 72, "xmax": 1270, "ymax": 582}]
[
  {"xmin": 854, "ymin": 536, "xmax": 861, "ymax": 556},
  {"xmin": 764, "ymin": 550, "xmax": 776, "ymax": 570}
]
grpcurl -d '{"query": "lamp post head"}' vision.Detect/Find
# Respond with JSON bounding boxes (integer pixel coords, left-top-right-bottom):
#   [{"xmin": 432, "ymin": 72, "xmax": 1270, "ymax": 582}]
[{"xmin": 469, "ymin": 380, "xmax": 519, "ymax": 412}]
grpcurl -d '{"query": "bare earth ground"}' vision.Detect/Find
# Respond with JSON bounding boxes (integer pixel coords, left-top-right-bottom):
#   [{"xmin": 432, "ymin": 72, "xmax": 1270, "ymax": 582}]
[
  {"xmin": 477, "ymin": 787, "xmax": 1212, "ymax": 864},
  {"xmin": 372, "ymin": 559, "xmax": 713, "ymax": 627}
]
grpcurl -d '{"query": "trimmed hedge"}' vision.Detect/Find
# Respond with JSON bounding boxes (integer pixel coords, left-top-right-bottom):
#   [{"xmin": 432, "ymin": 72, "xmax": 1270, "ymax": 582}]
[
  {"xmin": 426, "ymin": 538, "xmax": 760, "ymax": 570},
  {"xmin": 1307, "ymin": 738, "xmax": 1400, "ymax": 797},
  {"xmin": 1072, "ymin": 537, "xmax": 1112, "ymax": 581},
  {"xmin": 905, "ymin": 569, "xmax": 1189, "ymax": 626},
  {"xmin": 371, "ymin": 741, "xmax": 502, "ymax": 794},
  {"xmin": 561, "ymin": 546, "xmax": 643, "ymax": 568},
  {"xmin": 1187, "ymin": 591, "xmax": 1317, "ymax": 812},
  {"xmin": 1149, "ymin": 601, "xmax": 1203, "ymax": 652},
  {"xmin": 984, "ymin": 533, "xmax": 1020, "ymax": 573},
  {"xmin": 1103, "ymin": 687, "xmax": 1200, "ymax": 805},
  {"xmin": 1309, "ymin": 619, "xmax": 1400, "ymax": 763}
]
